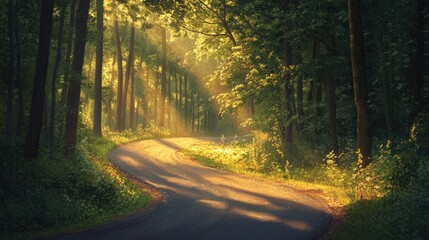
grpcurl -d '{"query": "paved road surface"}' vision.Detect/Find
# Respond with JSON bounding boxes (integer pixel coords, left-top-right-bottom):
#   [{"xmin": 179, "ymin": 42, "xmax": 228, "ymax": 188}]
[{"xmin": 59, "ymin": 137, "xmax": 330, "ymax": 240}]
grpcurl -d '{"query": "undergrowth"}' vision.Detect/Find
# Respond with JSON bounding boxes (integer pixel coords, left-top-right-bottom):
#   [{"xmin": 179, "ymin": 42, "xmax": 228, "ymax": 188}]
[
  {"xmin": 184, "ymin": 120, "xmax": 429, "ymax": 239},
  {"xmin": 0, "ymin": 125, "xmax": 169, "ymax": 239}
]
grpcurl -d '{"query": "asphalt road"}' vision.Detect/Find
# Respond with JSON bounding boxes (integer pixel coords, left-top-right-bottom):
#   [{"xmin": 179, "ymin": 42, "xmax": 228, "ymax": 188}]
[{"xmin": 58, "ymin": 137, "xmax": 330, "ymax": 240}]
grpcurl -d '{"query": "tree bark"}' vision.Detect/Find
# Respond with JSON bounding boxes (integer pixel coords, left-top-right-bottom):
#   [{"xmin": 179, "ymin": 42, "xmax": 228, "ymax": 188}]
[
  {"xmin": 348, "ymin": 0, "xmax": 372, "ymax": 167},
  {"xmin": 154, "ymin": 66, "xmax": 159, "ymax": 126},
  {"xmin": 168, "ymin": 72, "xmax": 171, "ymax": 128},
  {"xmin": 160, "ymin": 27, "xmax": 167, "ymax": 128},
  {"xmin": 184, "ymin": 74, "xmax": 189, "ymax": 131},
  {"xmin": 93, "ymin": 0, "xmax": 103, "ymax": 136},
  {"xmin": 175, "ymin": 72, "xmax": 179, "ymax": 131},
  {"xmin": 114, "ymin": 19, "xmax": 124, "ymax": 131},
  {"xmin": 122, "ymin": 24, "xmax": 135, "ymax": 130},
  {"xmin": 63, "ymin": 0, "xmax": 91, "ymax": 155},
  {"xmin": 50, "ymin": 0, "xmax": 67, "ymax": 147},
  {"xmin": 7, "ymin": 0, "xmax": 18, "ymax": 145},
  {"xmin": 282, "ymin": 3, "xmax": 293, "ymax": 144},
  {"xmin": 24, "ymin": 0, "xmax": 54, "ymax": 158},
  {"xmin": 59, "ymin": 0, "xmax": 77, "ymax": 107},
  {"xmin": 129, "ymin": 63, "xmax": 135, "ymax": 129},
  {"xmin": 296, "ymin": 53, "xmax": 304, "ymax": 133},
  {"xmin": 325, "ymin": 34, "xmax": 339, "ymax": 156},
  {"xmin": 409, "ymin": 0, "xmax": 425, "ymax": 126}
]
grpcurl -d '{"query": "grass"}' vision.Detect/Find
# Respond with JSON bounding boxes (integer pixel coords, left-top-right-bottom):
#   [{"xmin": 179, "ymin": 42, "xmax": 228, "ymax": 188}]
[
  {"xmin": 182, "ymin": 135, "xmax": 429, "ymax": 239},
  {"xmin": 0, "ymin": 126, "xmax": 169, "ymax": 239},
  {"xmin": 183, "ymin": 137, "xmax": 354, "ymax": 208}
]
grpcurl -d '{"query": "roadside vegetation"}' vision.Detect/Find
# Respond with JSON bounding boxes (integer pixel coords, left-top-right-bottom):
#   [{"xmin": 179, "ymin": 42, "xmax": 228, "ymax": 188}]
[
  {"xmin": 0, "ymin": 126, "xmax": 168, "ymax": 239},
  {"xmin": 185, "ymin": 114, "xmax": 429, "ymax": 240}
]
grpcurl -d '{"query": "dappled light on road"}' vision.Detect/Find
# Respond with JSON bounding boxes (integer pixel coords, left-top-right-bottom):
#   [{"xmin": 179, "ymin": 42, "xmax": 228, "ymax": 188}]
[{"xmin": 62, "ymin": 137, "xmax": 329, "ymax": 240}]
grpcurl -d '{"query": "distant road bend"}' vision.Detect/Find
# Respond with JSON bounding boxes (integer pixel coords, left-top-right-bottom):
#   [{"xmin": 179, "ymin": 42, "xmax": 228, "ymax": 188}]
[{"xmin": 60, "ymin": 137, "xmax": 330, "ymax": 240}]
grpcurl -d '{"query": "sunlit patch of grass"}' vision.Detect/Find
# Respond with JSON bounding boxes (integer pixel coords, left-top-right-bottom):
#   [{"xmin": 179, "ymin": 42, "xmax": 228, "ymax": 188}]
[{"xmin": 184, "ymin": 139, "xmax": 354, "ymax": 208}]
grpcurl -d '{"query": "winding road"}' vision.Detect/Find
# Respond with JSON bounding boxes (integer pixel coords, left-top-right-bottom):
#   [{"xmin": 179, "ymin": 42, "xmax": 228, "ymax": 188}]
[{"xmin": 60, "ymin": 137, "xmax": 330, "ymax": 240}]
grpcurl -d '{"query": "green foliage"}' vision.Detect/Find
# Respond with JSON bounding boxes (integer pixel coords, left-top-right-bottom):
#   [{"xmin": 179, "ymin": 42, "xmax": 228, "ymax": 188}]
[{"xmin": 0, "ymin": 128, "xmax": 164, "ymax": 238}]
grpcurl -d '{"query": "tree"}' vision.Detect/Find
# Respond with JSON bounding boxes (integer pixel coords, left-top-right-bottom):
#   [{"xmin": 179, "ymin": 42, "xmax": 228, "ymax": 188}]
[
  {"xmin": 114, "ymin": 19, "xmax": 124, "ymax": 131},
  {"xmin": 159, "ymin": 27, "xmax": 167, "ymax": 128},
  {"xmin": 7, "ymin": 0, "xmax": 18, "ymax": 145},
  {"xmin": 122, "ymin": 24, "xmax": 135, "ymax": 130},
  {"xmin": 59, "ymin": 0, "xmax": 77, "ymax": 107},
  {"xmin": 348, "ymin": 0, "xmax": 372, "ymax": 167},
  {"xmin": 282, "ymin": 0, "xmax": 293, "ymax": 145},
  {"xmin": 63, "ymin": 0, "xmax": 91, "ymax": 155},
  {"xmin": 24, "ymin": 0, "xmax": 55, "ymax": 158},
  {"xmin": 50, "ymin": 0, "xmax": 67, "ymax": 147},
  {"xmin": 93, "ymin": 0, "xmax": 103, "ymax": 136},
  {"xmin": 409, "ymin": 0, "xmax": 425, "ymax": 127}
]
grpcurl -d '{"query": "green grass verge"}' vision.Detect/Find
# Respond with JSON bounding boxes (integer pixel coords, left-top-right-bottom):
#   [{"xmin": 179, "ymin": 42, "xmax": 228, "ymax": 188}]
[
  {"xmin": 183, "ymin": 138, "xmax": 429, "ymax": 239},
  {"xmin": 0, "ymin": 127, "xmax": 169, "ymax": 239}
]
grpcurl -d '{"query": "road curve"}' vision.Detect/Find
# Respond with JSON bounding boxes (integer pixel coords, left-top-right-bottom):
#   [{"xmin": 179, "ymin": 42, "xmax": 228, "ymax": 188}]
[{"xmin": 60, "ymin": 137, "xmax": 330, "ymax": 240}]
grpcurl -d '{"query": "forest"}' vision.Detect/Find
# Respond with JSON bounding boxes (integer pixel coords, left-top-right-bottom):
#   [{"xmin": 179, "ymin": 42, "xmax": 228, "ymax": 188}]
[{"xmin": 0, "ymin": 0, "xmax": 428, "ymax": 239}]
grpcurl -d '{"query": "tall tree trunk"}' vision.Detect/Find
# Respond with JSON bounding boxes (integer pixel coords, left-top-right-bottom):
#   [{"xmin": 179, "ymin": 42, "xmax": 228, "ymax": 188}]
[
  {"xmin": 168, "ymin": 72, "xmax": 171, "ymax": 129},
  {"xmin": 106, "ymin": 51, "xmax": 116, "ymax": 130},
  {"xmin": 114, "ymin": 19, "xmax": 124, "ymax": 131},
  {"xmin": 93, "ymin": 0, "xmax": 103, "ymax": 136},
  {"xmin": 24, "ymin": 0, "xmax": 54, "ymax": 158},
  {"xmin": 160, "ymin": 27, "xmax": 167, "ymax": 128},
  {"xmin": 175, "ymin": 72, "xmax": 179, "ymax": 131},
  {"xmin": 178, "ymin": 74, "xmax": 182, "ymax": 131},
  {"xmin": 122, "ymin": 24, "xmax": 135, "ymax": 130},
  {"xmin": 191, "ymin": 91, "xmax": 195, "ymax": 132},
  {"xmin": 348, "ymin": 0, "xmax": 372, "ymax": 167},
  {"xmin": 154, "ymin": 67, "xmax": 158, "ymax": 126},
  {"xmin": 184, "ymin": 74, "xmax": 189, "ymax": 131},
  {"xmin": 382, "ymin": 61, "xmax": 394, "ymax": 140},
  {"xmin": 196, "ymin": 94, "xmax": 200, "ymax": 132},
  {"xmin": 63, "ymin": 0, "xmax": 90, "ymax": 155},
  {"xmin": 129, "ymin": 64, "xmax": 135, "ymax": 129},
  {"xmin": 326, "ymin": 34, "xmax": 339, "ymax": 156},
  {"xmin": 50, "ymin": 0, "xmax": 67, "ymax": 148},
  {"xmin": 296, "ymin": 54, "xmax": 304, "ymax": 133},
  {"xmin": 409, "ymin": 0, "xmax": 425, "ymax": 126},
  {"xmin": 59, "ymin": 0, "xmax": 77, "ymax": 107},
  {"xmin": 282, "ymin": 0, "xmax": 293, "ymax": 144},
  {"xmin": 16, "ymin": 0, "xmax": 23, "ymax": 136},
  {"xmin": 7, "ymin": 0, "xmax": 18, "ymax": 145}
]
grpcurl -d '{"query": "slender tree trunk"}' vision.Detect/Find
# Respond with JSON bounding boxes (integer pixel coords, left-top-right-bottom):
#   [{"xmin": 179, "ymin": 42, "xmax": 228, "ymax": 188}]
[
  {"xmin": 184, "ymin": 74, "xmax": 188, "ymax": 132},
  {"xmin": 129, "ymin": 64, "xmax": 135, "ymax": 129},
  {"xmin": 63, "ymin": 0, "xmax": 90, "ymax": 155},
  {"xmin": 24, "ymin": 0, "xmax": 54, "ymax": 158},
  {"xmin": 175, "ymin": 72, "xmax": 179, "ymax": 131},
  {"xmin": 49, "ymin": 0, "xmax": 67, "ymax": 148},
  {"xmin": 348, "ymin": 0, "xmax": 372, "ymax": 167},
  {"xmin": 154, "ymin": 68, "xmax": 158, "ymax": 126},
  {"xmin": 135, "ymin": 98, "xmax": 140, "ymax": 128},
  {"xmin": 191, "ymin": 91, "xmax": 195, "ymax": 133},
  {"xmin": 179, "ymin": 74, "xmax": 182, "ymax": 131},
  {"xmin": 409, "ymin": 0, "xmax": 425, "ymax": 126},
  {"xmin": 16, "ymin": 0, "xmax": 23, "ymax": 136},
  {"xmin": 382, "ymin": 61, "xmax": 394, "ymax": 140},
  {"xmin": 160, "ymin": 27, "xmax": 167, "ymax": 128},
  {"xmin": 59, "ymin": 0, "xmax": 77, "ymax": 107},
  {"xmin": 296, "ymin": 55, "xmax": 304, "ymax": 132},
  {"xmin": 93, "ymin": 0, "xmax": 103, "ymax": 136},
  {"xmin": 168, "ymin": 72, "xmax": 171, "ymax": 129},
  {"xmin": 326, "ymin": 34, "xmax": 339, "ymax": 156},
  {"xmin": 7, "ymin": 0, "xmax": 18, "ymax": 145},
  {"xmin": 114, "ymin": 19, "xmax": 124, "ymax": 131},
  {"xmin": 106, "ymin": 51, "xmax": 116, "ymax": 130},
  {"xmin": 122, "ymin": 24, "xmax": 135, "ymax": 130},
  {"xmin": 197, "ymin": 94, "xmax": 200, "ymax": 132},
  {"xmin": 282, "ymin": 0, "xmax": 293, "ymax": 144}
]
